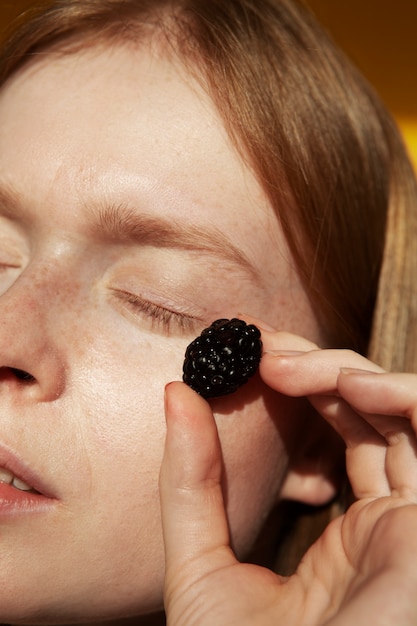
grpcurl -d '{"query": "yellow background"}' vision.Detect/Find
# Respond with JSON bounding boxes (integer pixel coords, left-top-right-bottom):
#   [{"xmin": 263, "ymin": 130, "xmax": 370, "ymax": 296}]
[
  {"xmin": 307, "ymin": 0, "xmax": 417, "ymax": 168},
  {"xmin": 0, "ymin": 0, "xmax": 416, "ymax": 167}
]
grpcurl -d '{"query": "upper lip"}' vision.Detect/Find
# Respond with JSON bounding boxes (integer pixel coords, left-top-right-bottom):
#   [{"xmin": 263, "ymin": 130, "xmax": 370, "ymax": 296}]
[
  {"xmin": 0, "ymin": 442, "xmax": 57, "ymax": 499},
  {"xmin": 0, "ymin": 467, "xmax": 35, "ymax": 491}
]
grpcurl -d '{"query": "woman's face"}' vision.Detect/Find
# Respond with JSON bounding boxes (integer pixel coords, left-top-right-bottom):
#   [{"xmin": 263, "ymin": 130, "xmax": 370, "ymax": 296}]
[{"xmin": 0, "ymin": 41, "xmax": 323, "ymax": 623}]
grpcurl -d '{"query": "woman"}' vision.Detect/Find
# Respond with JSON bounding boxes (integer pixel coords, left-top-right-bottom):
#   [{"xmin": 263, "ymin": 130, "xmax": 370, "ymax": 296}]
[{"xmin": 0, "ymin": 0, "xmax": 416, "ymax": 624}]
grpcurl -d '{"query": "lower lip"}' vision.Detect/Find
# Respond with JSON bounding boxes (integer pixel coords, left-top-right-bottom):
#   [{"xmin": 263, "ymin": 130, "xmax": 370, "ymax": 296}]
[{"xmin": 0, "ymin": 482, "xmax": 57, "ymax": 516}]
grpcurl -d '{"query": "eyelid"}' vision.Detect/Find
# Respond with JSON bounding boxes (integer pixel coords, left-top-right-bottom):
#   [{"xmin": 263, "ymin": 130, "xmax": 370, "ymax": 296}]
[
  {"xmin": 111, "ymin": 288, "xmax": 203, "ymax": 334},
  {"xmin": 0, "ymin": 219, "xmax": 29, "ymax": 266},
  {"xmin": 0, "ymin": 243, "xmax": 26, "ymax": 267},
  {"xmin": 0, "ymin": 261, "xmax": 21, "ymax": 269}
]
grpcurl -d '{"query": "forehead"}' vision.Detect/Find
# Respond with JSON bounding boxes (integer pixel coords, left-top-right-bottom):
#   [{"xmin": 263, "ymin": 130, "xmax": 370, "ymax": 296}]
[
  {"xmin": 0, "ymin": 41, "xmax": 296, "ymax": 292},
  {"xmin": 3, "ymin": 43, "xmax": 284, "ymax": 236},
  {"xmin": 0, "ymin": 45, "xmax": 262, "ymax": 206}
]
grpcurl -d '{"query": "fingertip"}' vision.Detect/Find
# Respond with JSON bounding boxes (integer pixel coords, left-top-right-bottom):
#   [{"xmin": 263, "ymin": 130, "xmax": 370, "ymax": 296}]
[
  {"xmin": 162, "ymin": 381, "xmax": 219, "ymax": 477},
  {"xmin": 164, "ymin": 380, "xmax": 208, "ymax": 424},
  {"xmin": 337, "ymin": 367, "xmax": 385, "ymax": 395},
  {"xmin": 164, "ymin": 380, "xmax": 182, "ymax": 418}
]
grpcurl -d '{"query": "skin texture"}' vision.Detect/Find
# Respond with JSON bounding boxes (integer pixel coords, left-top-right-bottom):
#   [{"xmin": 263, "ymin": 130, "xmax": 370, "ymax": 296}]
[{"xmin": 0, "ymin": 41, "xmax": 333, "ymax": 624}]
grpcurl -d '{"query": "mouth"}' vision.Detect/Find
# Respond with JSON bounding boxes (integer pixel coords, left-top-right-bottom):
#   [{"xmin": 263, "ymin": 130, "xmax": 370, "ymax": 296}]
[
  {"xmin": 0, "ymin": 460, "xmax": 58, "ymax": 516},
  {"xmin": 0, "ymin": 444, "xmax": 58, "ymax": 512},
  {"xmin": 0, "ymin": 467, "xmax": 39, "ymax": 494}
]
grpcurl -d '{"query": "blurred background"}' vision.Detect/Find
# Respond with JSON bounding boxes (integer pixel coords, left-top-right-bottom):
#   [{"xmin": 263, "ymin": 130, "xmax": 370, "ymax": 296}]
[
  {"xmin": 307, "ymin": 0, "xmax": 417, "ymax": 169},
  {"xmin": 0, "ymin": 0, "xmax": 416, "ymax": 168}
]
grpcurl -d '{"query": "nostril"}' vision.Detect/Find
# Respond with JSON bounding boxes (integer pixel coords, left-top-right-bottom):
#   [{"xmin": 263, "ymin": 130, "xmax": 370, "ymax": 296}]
[{"xmin": 10, "ymin": 368, "xmax": 36, "ymax": 383}]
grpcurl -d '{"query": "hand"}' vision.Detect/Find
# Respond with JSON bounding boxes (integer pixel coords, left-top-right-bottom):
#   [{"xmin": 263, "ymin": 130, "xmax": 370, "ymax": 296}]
[
  {"xmin": 260, "ymin": 334, "xmax": 417, "ymax": 624},
  {"xmin": 159, "ymin": 328, "xmax": 417, "ymax": 625}
]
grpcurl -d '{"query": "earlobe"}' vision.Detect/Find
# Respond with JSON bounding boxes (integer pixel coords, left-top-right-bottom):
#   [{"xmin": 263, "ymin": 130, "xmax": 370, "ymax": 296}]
[
  {"xmin": 280, "ymin": 468, "xmax": 339, "ymax": 506},
  {"xmin": 280, "ymin": 415, "xmax": 345, "ymax": 506}
]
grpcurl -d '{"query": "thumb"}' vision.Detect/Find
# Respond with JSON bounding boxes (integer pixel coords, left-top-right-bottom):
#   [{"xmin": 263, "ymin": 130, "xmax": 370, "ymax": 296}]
[{"xmin": 159, "ymin": 381, "xmax": 236, "ymax": 586}]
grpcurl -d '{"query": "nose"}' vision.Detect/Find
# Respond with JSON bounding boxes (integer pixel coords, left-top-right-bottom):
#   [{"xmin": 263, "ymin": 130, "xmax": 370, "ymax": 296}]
[{"xmin": 0, "ymin": 263, "xmax": 68, "ymax": 402}]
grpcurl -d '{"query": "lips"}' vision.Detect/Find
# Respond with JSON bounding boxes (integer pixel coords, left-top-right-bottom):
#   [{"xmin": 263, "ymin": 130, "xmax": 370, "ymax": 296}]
[
  {"xmin": 0, "ymin": 451, "xmax": 58, "ymax": 515},
  {"xmin": 0, "ymin": 467, "xmax": 38, "ymax": 493},
  {"xmin": 0, "ymin": 443, "xmax": 57, "ymax": 502}
]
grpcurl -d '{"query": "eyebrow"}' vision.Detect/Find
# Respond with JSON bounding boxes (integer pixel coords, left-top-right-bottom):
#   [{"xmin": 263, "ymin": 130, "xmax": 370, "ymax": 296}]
[
  {"xmin": 0, "ymin": 183, "xmax": 260, "ymax": 283},
  {"xmin": 88, "ymin": 203, "xmax": 260, "ymax": 282}
]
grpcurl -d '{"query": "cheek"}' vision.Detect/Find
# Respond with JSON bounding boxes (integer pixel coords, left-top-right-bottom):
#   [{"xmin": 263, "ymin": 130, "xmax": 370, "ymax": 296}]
[
  {"xmin": 75, "ymin": 327, "xmax": 183, "ymax": 448},
  {"xmin": 55, "ymin": 332, "xmax": 183, "ymax": 612},
  {"xmin": 74, "ymin": 335, "xmax": 177, "ymax": 509}
]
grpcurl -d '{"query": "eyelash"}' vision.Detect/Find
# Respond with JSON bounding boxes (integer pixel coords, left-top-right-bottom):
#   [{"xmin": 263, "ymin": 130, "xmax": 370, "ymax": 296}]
[{"xmin": 113, "ymin": 289, "xmax": 199, "ymax": 334}]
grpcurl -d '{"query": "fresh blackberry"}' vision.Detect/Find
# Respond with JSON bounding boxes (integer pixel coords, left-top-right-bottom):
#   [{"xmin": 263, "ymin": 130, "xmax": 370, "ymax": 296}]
[{"xmin": 182, "ymin": 318, "xmax": 263, "ymax": 398}]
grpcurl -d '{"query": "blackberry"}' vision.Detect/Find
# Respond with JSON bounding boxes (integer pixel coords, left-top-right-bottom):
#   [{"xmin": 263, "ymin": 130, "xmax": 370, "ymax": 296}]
[{"xmin": 182, "ymin": 318, "xmax": 263, "ymax": 398}]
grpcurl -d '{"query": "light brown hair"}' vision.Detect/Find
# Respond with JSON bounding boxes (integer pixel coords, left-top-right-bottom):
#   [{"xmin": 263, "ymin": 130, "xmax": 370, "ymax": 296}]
[{"xmin": 1, "ymin": 0, "xmax": 416, "ymax": 574}]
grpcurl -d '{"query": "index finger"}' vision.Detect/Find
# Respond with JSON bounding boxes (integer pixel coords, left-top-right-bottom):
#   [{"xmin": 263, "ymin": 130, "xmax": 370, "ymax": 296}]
[
  {"xmin": 259, "ymin": 349, "xmax": 385, "ymax": 397},
  {"xmin": 338, "ymin": 371, "xmax": 417, "ymax": 422}
]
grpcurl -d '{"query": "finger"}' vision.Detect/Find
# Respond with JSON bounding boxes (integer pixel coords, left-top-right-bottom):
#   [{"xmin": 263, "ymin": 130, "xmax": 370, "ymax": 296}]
[
  {"xmin": 338, "ymin": 371, "xmax": 417, "ymax": 422},
  {"xmin": 259, "ymin": 350, "xmax": 417, "ymax": 500},
  {"xmin": 310, "ymin": 395, "xmax": 391, "ymax": 498},
  {"xmin": 159, "ymin": 382, "xmax": 235, "ymax": 578},
  {"xmin": 338, "ymin": 371, "xmax": 417, "ymax": 499},
  {"xmin": 258, "ymin": 349, "xmax": 389, "ymax": 499},
  {"xmin": 260, "ymin": 349, "xmax": 384, "ymax": 398}
]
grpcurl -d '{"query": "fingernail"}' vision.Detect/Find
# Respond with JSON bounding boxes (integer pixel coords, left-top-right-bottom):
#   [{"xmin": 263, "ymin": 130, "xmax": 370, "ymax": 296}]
[
  {"xmin": 264, "ymin": 350, "xmax": 306, "ymax": 357},
  {"xmin": 339, "ymin": 367, "xmax": 381, "ymax": 375}
]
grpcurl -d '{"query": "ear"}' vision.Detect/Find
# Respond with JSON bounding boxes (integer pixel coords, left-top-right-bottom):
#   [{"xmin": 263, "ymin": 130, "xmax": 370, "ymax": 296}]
[{"xmin": 280, "ymin": 412, "xmax": 345, "ymax": 506}]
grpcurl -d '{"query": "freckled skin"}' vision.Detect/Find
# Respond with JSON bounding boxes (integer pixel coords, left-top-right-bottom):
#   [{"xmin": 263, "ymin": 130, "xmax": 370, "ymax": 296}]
[{"xmin": 0, "ymin": 42, "xmax": 323, "ymax": 623}]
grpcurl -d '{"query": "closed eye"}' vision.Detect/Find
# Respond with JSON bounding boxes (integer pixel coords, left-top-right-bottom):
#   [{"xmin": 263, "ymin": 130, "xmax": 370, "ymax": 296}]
[{"xmin": 111, "ymin": 289, "xmax": 200, "ymax": 335}]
